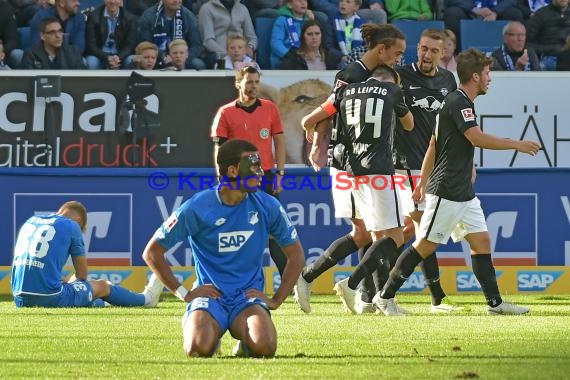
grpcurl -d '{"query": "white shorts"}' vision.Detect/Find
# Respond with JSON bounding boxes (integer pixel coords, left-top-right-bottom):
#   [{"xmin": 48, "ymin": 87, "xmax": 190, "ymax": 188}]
[
  {"xmin": 417, "ymin": 194, "xmax": 488, "ymax": 244},
  {"xmin": 351, "ymin": 174, "xmax": 404, "ymax": 232},
  {"xmin": 395, "ymin": 169, "xmax": 424, "ymax": 215},
  {"xmin": 330, "ymin": 167, "xmax": 360, "ymax": 219}
]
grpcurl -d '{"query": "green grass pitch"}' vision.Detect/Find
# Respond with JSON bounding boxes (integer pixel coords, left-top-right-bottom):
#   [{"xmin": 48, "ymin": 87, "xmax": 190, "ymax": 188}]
[{"xmin": 1, "ymin": 294, "xmax": 569, "ymax": 379}]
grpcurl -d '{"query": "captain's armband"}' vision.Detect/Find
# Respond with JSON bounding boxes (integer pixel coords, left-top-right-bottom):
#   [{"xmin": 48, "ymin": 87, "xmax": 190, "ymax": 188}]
[{"xmin": 320, "ymin": 99, "xmax": 337, "ymax": 117}]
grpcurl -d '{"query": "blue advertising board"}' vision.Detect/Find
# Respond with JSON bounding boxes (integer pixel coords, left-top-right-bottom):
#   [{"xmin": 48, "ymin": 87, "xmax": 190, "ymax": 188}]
[{"xmin": 0, "ymin": 168, "xmax": 569, "ymax": 267}]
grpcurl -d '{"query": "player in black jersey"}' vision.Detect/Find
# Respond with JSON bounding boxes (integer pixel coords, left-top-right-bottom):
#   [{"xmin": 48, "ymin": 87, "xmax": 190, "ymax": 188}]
[
  {"xmin": 332, "ymin": 65, "xmax": 414, "ymax": 313},
  {"xmin": 292, "ymin": 24, "xmax": 406, "ymax": 314},
  {"xmin": 373, "ymin": 48, "xmax": 539, "ymax": 316},
  {"xmin": 393, "ymin": 29, "xmax": 463, "ymax": 313}
]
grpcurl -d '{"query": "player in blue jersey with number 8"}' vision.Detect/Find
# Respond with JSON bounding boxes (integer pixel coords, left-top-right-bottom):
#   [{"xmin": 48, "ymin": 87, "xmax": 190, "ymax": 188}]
[
  {"xmin": 11, "ymin": 201, "xmax": 163, "ymax": 308},
  {"xmin": 143, "ymin": 139, "xmax": 305, "ymax": 358}
]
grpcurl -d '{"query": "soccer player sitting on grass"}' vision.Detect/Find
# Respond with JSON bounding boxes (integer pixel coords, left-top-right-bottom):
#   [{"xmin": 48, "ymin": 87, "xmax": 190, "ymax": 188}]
[
  {"xmin": 11, "ymin": 201, "xmax": 163, "ymax": 308},
  {"xmin": 143, "ymin": 139, "xmax": 304, "ymax": 358}
]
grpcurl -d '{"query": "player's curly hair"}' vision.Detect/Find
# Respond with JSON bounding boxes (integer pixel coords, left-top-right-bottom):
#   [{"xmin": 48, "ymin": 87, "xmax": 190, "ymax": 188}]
[
  {"xmin": 217, "ymin": 139, "xmax": 259, "ymax": 177},
  {"xmin": 361, "ymin": 24, "xmax": 405, "ymax": 50},
  {"xmin": 456, "ymin": 48, "xmax": 493, "ymax": 84}
]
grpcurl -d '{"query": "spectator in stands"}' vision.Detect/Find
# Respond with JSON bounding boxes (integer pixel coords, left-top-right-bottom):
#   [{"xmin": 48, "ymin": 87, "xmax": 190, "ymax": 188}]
[
  {"xmin": 9, "ymin": 0, "xmax": 51, "ymax": 27},
  {"xmin": 243, "ymin": 0, "xmax": 279, "ymax": 19},
  {"xmin": 85, "ymin": 0, "xmax": 138, "ymax": 69},
  {"xmin": 138, "ymin": 0, "xmax": 206, "ymax": 69},
  {"xmin": 384, "ymin": 0, "xmax": 433, "ymax": 21},
  {"xmin": 132, "ymin": 40, "xmax": 159, "ymax": 69},
  {"xmin": 333, "ymin": 0, "xmax": 363, "ymax": 66},
  {"xmin": 439, "ymin": 28, "xmax": 457, "ymax": 70},
  {"xmin": 0, "ymin": 42, "xmax": 12, "ymax": 70},
  {"xmin": 260, "ymin": 1, "xmax": 340, "ymax": 59},
  {"xmin": 270, "ymin": 0, "xmax": 316, "ymax": 69},
  {"xmin": 126, "ymin": 0, "xmax": 159, "ymax": 17},
  {"xmin": 198, "ymin": 0, "xmax": 258, "ymax": 69},
  {"xmin": 491, "ymin": 21, "xmax": 541, "ymax": 70},
  {"xmin": 20, "ymin": 17, "xmax": 86, "ymax": 69},
  {"xmin": 518, "ymin": 0, "xmax": 551, "ymax": 20},
  {"xmin": 556, "ymin": 36, "xmax": 570, "ymax": 69},
  {"xmin": 526, "ymin": 0, "xmax": 570, "ymax": 70},
  {"xmin": 216, "ymin": 33, "xmax": 259, "ymax": 69},
  {"xmin": 162, "ymin": 38, "xmax": 189, "ymax": 69},
  {"xmin": 311, "ymin": 0, "xmax": 387, "ymax": 25},
  {"xmin": 280, "ymin": 19, "xmax": 342, "ymax": 69},
  {"xmin": 30, "ymin": 0, "xmax": 87, "ymax": 55},
  {"xmin": 443, "ymin": 0, "xmax": 525, "ymax": 53},
  {"xmin": 1, "ymin": 1, "xmax": 24, "ymax": 67}
]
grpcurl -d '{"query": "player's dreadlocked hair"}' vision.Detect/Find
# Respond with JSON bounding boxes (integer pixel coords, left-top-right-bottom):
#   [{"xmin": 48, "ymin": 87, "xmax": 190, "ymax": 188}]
[
  {"xmin": 361, "ymin": 24, "xmax": 405, "ymax": 50},
  {"xmin": 217, "ymin": 139, "xmax": 259, "ymax": 177},
  {"xmin": 456, "ymin": 48, "xmax": 494, "ymax": 84}
]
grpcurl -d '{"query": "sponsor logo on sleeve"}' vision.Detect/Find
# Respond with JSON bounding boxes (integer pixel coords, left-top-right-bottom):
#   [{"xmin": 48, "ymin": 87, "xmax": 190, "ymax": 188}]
[
  {"xmin": 333, "ymin": 79, "xmax": 348, "ymax": 92},
  {"xmin": 461, "ymin": 108, "xmax": 475, "ymax": 122},
  {"xmin": 163, "ymin": 213, "xmax": 178, "ymax": 232}
]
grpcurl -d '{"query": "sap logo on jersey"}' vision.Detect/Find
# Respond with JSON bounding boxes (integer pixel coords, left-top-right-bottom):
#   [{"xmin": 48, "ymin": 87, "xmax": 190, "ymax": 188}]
[
  {"xmin": 400, "ymin": 272, "xmax": 425, "ymax": 292},
  {"xmin": 517, "ymin": 271, "xmax": 563, "ymax": 291},
  {"xmin": 218, "ymin": 231, "xmax": 254, "ymax": 252},
  {"xmin": 456, "ymin": 271, "xmax": 504, "ymax": 291}
]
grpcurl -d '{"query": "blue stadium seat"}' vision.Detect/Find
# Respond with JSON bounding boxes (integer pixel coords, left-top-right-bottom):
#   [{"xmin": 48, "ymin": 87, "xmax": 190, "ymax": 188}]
[
  {"xmin": 391, "ymin": 20, "xmax": 445, "ymax": 65},
  {"xmin": 18, "ymin": 27, "xmax": 32, "ymax": 50},
  {"xmin": 460, "ymin": 20, "xmax": 509, "ymax": 55},
  {"xmin": 254, "ymin": 17, "xmax": 276, "ymax": 70}
]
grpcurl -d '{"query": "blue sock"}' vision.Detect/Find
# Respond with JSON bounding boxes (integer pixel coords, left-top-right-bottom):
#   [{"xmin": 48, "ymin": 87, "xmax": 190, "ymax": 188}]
[{"xmin": 103, "ymin": 285, "xmax": 145, "ymax": 306}]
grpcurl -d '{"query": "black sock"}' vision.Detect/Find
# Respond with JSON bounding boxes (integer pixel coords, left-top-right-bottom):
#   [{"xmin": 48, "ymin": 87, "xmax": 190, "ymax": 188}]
[
  {"xmin": 421, "ymin": 252, "xmax": 446, "ymax": 305},
  {"xmin": 375, "ymin": 245, "xmax": 404, "ymax": 292},
  {"xmin": 380, "ymin": 246, "xmax": 423, "ymax": 299},
  {"xmin": 302, "ymin": 234, "xmax": 358, "ymax": 283},
  {"xmin": 358, "ymin": 243, "xmax": 375, "ymax": 302},
  {"xmin": 388, "ymin": 245, "xmax": 403, "ymax": 270},
  {"xmin": 269, "ymin": 239, "xmax": 287, "ymax": 276},
  {"xmin": 347, "ymin": 237, "xmax": 397, "ymax": 290},
  {"xmin": 471, "ymin": 254, "xmax": 502, "ymax": 307}
]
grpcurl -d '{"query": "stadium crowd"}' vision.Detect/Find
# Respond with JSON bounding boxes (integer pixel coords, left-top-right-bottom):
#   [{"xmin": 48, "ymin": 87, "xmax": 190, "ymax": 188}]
[{"xmin": 1, "ymin": 0, "xmax": 569, "ymax": 70}]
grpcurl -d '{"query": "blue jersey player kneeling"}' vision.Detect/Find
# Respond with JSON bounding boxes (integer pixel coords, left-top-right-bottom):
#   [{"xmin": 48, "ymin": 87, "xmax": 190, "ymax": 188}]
[
  {"xmin": 143, "ymin": 139, "xmax": 305, "ymax": 358},
  {"xmin": 11, "ymin": 201, "xmax": 163, "ymax": 308}
]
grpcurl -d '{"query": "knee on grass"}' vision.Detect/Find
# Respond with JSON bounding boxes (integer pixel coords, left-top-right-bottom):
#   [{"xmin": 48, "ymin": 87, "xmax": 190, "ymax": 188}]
[
  {"xmin": 184, "ymin": 341, "xmax": 218, "ymax": 358},
  {"xmin": 245, "ymin": 338, "xmax": 277, "ymax": 358}
]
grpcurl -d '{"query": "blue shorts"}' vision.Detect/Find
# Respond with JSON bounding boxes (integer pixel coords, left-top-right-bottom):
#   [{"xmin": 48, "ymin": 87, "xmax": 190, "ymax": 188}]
[
  {"xmin": 182, "ymin": 292, "xmax": 269, "ymax": 333},
  {"xmin": 14, "ymin": 280, "xmax": 95, "ymax": 308}
]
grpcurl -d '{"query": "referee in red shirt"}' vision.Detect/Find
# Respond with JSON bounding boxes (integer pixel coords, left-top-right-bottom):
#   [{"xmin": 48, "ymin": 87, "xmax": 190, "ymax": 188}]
[{"xmin": 211, "ymin": 66, "xmax": 288, "ymax": 276}]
